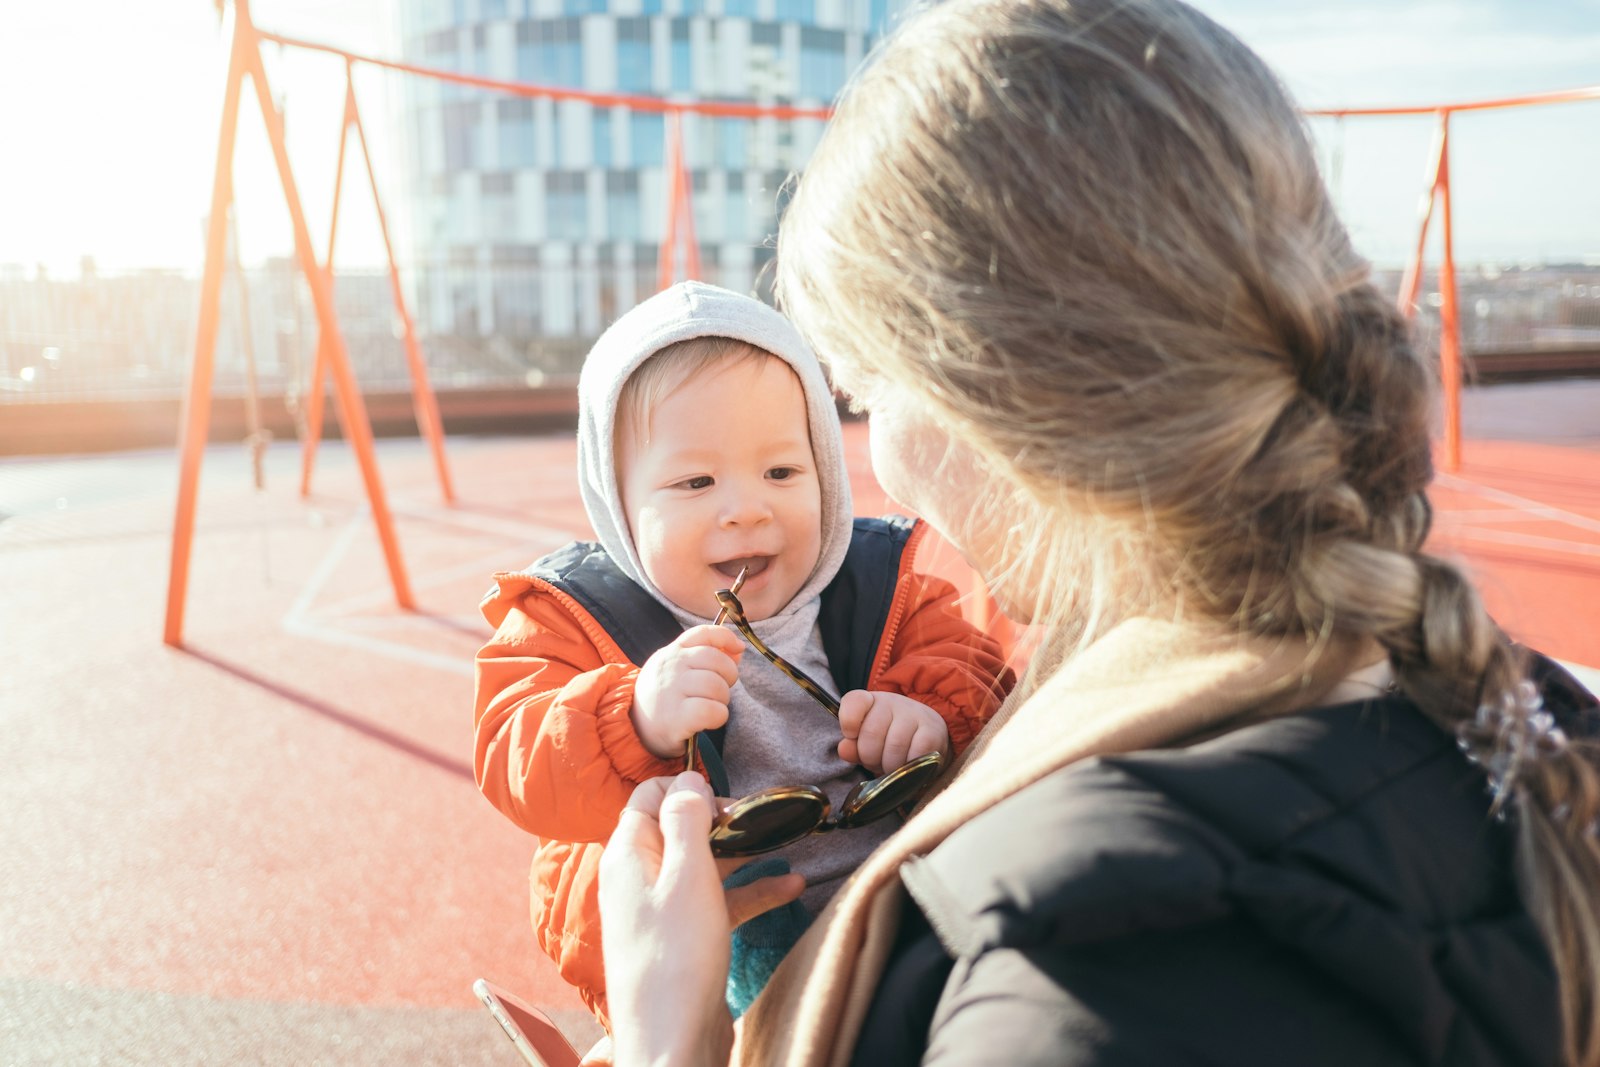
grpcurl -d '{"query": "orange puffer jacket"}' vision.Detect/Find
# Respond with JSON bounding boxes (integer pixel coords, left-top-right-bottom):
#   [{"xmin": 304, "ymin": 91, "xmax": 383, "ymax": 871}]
[{"xmin": 473, "ymin": 520, "xmax": 1014, "ymax": 1029}]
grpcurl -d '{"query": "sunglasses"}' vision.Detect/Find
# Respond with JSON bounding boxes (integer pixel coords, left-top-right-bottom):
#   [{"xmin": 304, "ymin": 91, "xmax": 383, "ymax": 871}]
[{"xmin": 702, "ymin": 584, "xmax": 946, "ymax": 857}]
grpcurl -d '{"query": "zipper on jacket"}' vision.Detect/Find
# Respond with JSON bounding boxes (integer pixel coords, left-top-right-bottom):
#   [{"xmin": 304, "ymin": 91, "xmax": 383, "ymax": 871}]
[{"xmin": 866, "ymin": 520, "xmax": 928, "ymax": 689}]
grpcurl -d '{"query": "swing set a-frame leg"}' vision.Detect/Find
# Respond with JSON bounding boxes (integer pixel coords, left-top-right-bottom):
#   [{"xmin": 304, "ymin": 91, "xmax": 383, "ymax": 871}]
[
  {"xmin": 297, "ymin": 67, "xmax": 353, "ymax": 501},
  {"xmin": 301, "ymin": 62, "xmax": 454, "ymax": 504},
  {"xmin": 164, "ymin": 6, "xmax": 248, "ymax": 648},
  {"xmin": 1393, "ymin": 111, "xmax": 1462, "ymax": 474},
  {"xmin": 165, "ymin": 0, "xmax": 414, "ymax": 648}
]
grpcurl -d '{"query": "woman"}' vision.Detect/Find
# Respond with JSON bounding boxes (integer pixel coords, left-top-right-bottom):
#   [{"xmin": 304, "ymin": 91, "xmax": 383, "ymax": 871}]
[{"xmin": 599, "ymin": 0, "xmax": 1600, "ymax": 1063}]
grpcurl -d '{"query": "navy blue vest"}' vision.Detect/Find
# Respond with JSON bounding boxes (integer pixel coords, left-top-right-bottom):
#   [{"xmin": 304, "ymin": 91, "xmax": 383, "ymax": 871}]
[{"xmin": 527, "ymin": 516, "xmax": 917, "ymax": 795}]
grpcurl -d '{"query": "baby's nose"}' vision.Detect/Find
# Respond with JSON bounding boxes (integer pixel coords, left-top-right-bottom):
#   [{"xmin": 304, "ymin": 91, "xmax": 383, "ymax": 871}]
[{"xmin": 719, "ymin": 490, "xmax": 772, "ymax": 526}]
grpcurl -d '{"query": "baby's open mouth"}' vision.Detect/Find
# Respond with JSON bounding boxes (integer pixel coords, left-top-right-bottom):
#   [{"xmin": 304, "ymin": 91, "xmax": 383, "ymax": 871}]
[{"xmin": 713, "ymin": 556, "xmax": 771, "ymax": 581}]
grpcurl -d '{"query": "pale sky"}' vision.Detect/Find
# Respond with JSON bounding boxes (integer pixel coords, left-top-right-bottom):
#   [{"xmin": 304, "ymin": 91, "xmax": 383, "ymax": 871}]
[{"xmin": 0, "ymin": 0, "xmax": 1595, "ymax": 273}]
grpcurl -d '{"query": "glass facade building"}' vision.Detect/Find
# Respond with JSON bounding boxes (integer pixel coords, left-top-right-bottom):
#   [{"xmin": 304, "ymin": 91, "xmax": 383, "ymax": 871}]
[{"xmin": 397, "ymin": 0, "xmax": 901, "ymax": 349}]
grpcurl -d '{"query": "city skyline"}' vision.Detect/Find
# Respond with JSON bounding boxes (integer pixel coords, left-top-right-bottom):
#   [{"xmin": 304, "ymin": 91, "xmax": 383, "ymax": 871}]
[{"xmin": 1, "ymin": 0, "xmax": 1595, "ymax": 274}]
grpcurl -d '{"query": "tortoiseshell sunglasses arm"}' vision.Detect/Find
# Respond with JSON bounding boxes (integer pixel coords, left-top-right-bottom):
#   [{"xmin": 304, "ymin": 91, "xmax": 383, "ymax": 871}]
[{"xmin": 713, "ymin": 589, "xmax": 840, "ymax": 717}]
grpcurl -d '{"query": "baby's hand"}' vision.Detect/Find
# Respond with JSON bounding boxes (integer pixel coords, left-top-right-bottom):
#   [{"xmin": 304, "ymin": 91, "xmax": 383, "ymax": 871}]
[
  {"xmin": 837, "ymin": 691, "xmax": 950, "ymax": 775},
  {"xmin": 631, "ymin": 625, "xmax": 745, "ymax": 761}
]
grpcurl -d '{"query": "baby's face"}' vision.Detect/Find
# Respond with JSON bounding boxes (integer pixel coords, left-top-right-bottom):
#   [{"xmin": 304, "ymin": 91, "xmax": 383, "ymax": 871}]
[{"xmin": 619, "ymin": 354, "xmax": 822, "ymax": 621}]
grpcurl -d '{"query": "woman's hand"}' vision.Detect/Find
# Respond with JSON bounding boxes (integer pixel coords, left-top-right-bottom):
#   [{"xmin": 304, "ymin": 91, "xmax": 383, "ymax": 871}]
[{"xmin": 600, "ymin": 773, "xmax": 805, "ymax": 1067}]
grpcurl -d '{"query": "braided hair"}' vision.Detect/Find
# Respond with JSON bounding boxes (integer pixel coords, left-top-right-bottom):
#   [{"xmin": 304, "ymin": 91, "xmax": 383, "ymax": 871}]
[{"xmin": 776, "ymin": 0, "xmax": 1600, "ymax": 1060}]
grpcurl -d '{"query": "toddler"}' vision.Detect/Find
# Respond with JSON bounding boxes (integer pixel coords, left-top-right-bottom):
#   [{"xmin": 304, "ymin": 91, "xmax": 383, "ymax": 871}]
[{"xmin": 473, "ymin": 282, "xmax": 1012, "ymax": 1028}]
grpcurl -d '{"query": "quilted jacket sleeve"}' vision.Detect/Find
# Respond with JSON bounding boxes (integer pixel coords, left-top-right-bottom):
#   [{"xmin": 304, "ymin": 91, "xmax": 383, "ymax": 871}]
[
  {"xmin": 530, "ymin": 838, "xmax": 613, "ymax": 1032},
  {"xmin": 474, "ymin": 574, "xmax": 682, "ymax": 844},
  {"xmin": 869, "ymin": 570, "xmax": 1015, "ymax": 755}
]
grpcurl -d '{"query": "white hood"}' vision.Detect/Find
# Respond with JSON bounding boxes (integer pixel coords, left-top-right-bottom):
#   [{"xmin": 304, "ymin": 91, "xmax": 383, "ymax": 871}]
[{"xmin": 576, "ymin": 281, "xmax": 854, "ymax": 622}]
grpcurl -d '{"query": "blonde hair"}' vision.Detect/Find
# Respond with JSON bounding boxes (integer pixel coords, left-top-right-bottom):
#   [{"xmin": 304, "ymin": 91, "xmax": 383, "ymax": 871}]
[
  {"xmin": 775, "ymin": 0, "xmax": 1600, "ymax": 1060},
  {"xmin": 616, "ymin": 336, "xmax": 773, "ymax": 448}
]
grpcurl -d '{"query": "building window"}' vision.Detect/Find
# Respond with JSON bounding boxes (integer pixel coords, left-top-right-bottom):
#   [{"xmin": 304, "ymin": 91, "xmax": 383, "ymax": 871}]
[
  {"xmin": 547, "ymin": 171, "xmax": 589, "ymax": 241},
  {"xmin": 564, "ymin": 0, "xmax": 606, "ymax": 13},
  {"xmin": 690, "ymin": 170, "xmax": 713, "ymax": 242},
  {"xmin": 447, "ymin": 244, "xmax": 482, "ymax": 336},
  {"xmin": 725, "ymin": 170, "xmax": 748, "ymax": 242},
  {"xmin": 497, "ymin": 98, "xmax": 536, "ymax": 167},
  {"xmin": 491, "ymin": 245, "xmax": 540, "ymax": 336},
  {"xmin": 607, "ymin": 171, "xmax": 642, "ymax": 242},
  {"xmin": 482, "ymin": 0, "xmax": 508, "ymax": 18},
  {"xmin": 716, "ymin": 117, "xmax": 748, "ymax": 169},
  {"xmin": 775, "ymin": 0, "xmax": 814, "ymax": 23},
  {"xmin": 415, "ymin": 0, "xmax": 456, "ymax": 33},
  {"xmin": 470, "ymin": 24, "xmax": 490, "ymax": 75},
  {"xmin": 424, "ymin": 28, "xmax": 457, "ymax": 61},
  {"xmin": 550, "ymin": 106, "xmax": 566, "ymax": 168},
  {"xmin": 631, "ymin": 111, "xmax": 665, "ymax": 167},
  {"xmin": 770, "ymin": 167, "xmax": 796, "ymax": 223},
  {"xmin": 617, "ymin": 18, "xmax": 654, "ymax": 93},
  {"xmin": 593, "ymin": 108, "xmax": 613, "ymax": 168},
  {"xmin": 670, "ymin": 19, "xmax": 693, "ymax": 93},
  {"xmin": 636, "ymin": 247, "xmax": 660, "ymax": 300},
  {"xmin": 482, "ymin": 172, "xmax": 517, "ymax": 234},
  {"xmin": 724, "ymin": 0, "xmax": 756, "ymax": 17},
  {"xmin": 442, "ymin": 100, "xmax": 481, "ymax": 170},
  {"xmin": 798, "ymin": 27, "xmax": 844, "ymax": 100},
  {"xmin": 752, "ymin": 244, "xmax": 777, "ymax": 302},
  {"xmin": 517, "ymin": 18, "xmax": 584, "ymax": 87}
]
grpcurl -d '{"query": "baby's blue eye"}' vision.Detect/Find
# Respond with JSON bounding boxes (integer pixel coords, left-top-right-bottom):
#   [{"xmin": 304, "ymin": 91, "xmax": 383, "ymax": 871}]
[{"xmin": 683, "ymin": 475, "xmax": 713, "ymax": 490}]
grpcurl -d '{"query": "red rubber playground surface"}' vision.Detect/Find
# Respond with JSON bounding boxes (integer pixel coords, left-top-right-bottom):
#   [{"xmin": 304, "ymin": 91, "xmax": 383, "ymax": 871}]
[{"xmin": 3, "ymin": 380, "xmax": 1598, "ymax": 1064}]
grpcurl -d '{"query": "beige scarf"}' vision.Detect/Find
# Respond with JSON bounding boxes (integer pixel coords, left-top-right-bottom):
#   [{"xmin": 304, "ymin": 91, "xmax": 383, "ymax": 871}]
[{"xmin": 733, "ymin": 617, "xmax": 1377, "ymax": 1067}]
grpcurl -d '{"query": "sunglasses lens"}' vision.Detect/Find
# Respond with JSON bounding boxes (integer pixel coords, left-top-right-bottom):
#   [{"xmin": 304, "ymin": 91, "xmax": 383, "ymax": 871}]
[
  {"xmin": 839, "ymin": 751, "xmax": 945, "ymax": 827},
  {"xmin": 709, "ymin": 786, "xmax": 829, "ymax": 857}
]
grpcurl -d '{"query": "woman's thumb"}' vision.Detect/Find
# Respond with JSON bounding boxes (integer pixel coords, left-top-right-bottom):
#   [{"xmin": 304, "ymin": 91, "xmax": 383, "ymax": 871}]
[{"xmin": 656, "ymin": 772, "xmax": 715, "ymax": 875}]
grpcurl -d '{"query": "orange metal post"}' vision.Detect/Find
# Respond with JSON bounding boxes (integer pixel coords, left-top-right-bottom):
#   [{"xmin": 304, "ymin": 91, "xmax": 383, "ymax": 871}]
[
  {"xmin": 1397, "ymin": 120, "xmax": 1445, "ymax": 318},
  {"xmin": 350, "ymin": 72, "xmax": 455, "ymax": 504},
  {"xmin": 677, "ymin": 116, "xmax": 702, "ymax": 282},
  {"xmin": 655, "ymin": 112, "xmax": 702, "ymax": 289},
  {"xmin": 658, "ymin": 112, "xmax": 685, "ymax": 291},
  {"xmin": 241, "ymin": 0, "xmax": 415, "ymax": 609},
  {"xmin": 164, "ymin": 7, "xmax": 249, "ymax": 647},
  {"xmin": 1434, "ymin": 111, "xmax": 1462, "ymax": 473},
  {"xmin": 299, "ymin": 71, "xmax": 354, "ymax": 498}
]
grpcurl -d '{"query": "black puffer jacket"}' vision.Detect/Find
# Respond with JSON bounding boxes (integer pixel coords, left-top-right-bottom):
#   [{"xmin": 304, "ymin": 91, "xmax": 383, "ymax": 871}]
[{"xmin": 853, "ymin": 661, "xmax": 1598, "ymax": 1066}]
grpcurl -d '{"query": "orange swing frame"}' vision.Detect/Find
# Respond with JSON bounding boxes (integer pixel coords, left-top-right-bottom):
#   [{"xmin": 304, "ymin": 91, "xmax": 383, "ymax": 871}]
[{"xmin": 165, "ymin": 0, "xmax": 1598, "ymax": 647}]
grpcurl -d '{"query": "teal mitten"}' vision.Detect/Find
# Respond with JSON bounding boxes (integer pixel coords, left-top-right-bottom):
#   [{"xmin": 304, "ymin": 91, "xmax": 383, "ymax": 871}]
[{"xmin": 722, "ymin": 857, "xmax": 813, "ymax": 1019}]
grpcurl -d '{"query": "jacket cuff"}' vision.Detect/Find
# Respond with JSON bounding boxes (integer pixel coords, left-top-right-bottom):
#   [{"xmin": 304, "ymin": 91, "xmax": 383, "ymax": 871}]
[
  {"xmin": 594, "ymin": 668, "xmax": 683, "ymax": 783},
  {"xmin": 887, "ymin": 666, "xmax": 1005, "ymax": 753}
]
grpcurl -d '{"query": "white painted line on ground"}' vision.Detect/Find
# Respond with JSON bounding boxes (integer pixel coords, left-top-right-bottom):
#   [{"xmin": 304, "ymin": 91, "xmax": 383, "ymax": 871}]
[
  {"xmin": 282, "ymin": 509, "xmax": 476, "ymax": 677},
  {"xmin": 1443, "ymin": 527, "xmax": 1600, "ymax": 559},
  {"xmin": 387, "ymin": 500, "xmax": 581, "ymax": 544},
  {"xmin": 1436, "ymin": 472, "xmax": 1600, "ymax": 536},
  {"xmin": 285, "ymin": 512, "xmax": 365, "ymax": 623},
  {"xmin": 284, "ymin": 613, "xmax": 477, "ymax": 677},
  {"xmin": 307, "ymin": 551, "xmax": 536, "ymax": 620},
  {"xmin": 1439, "ymin": 509, "xmax": 1573, "ymax": 524},
  {"xmin": 337, "ymin": 615, "xmax": 490, "ymax": 632}
]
